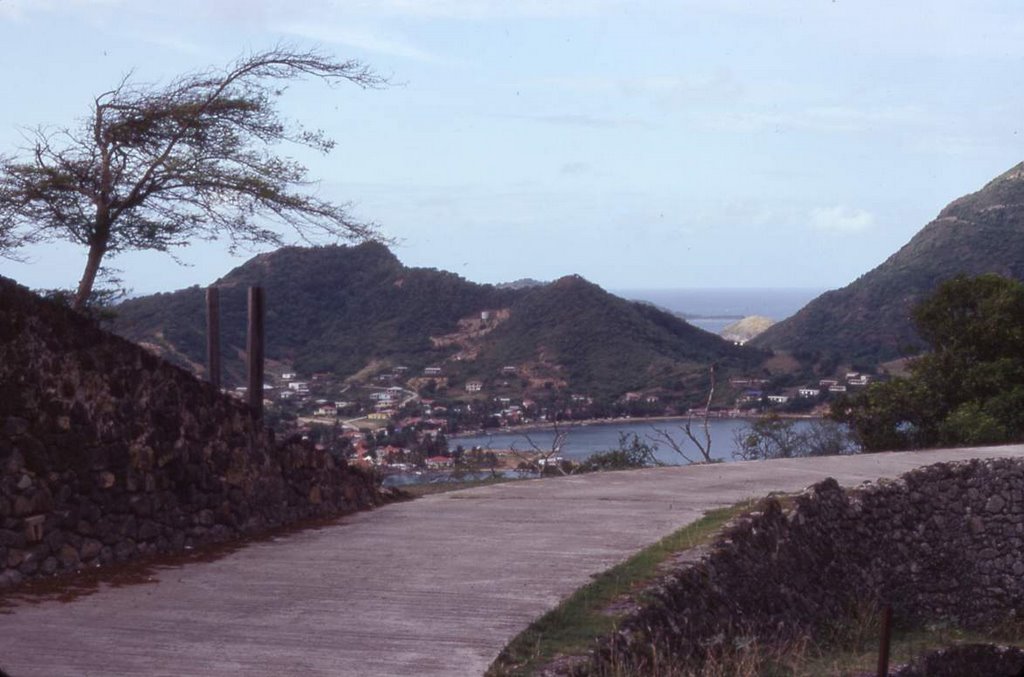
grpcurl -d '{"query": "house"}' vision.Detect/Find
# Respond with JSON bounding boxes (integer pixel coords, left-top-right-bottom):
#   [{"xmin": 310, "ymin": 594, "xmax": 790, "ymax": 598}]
[
  {"xmin": 288, "ymin": 381, "xmax": 309, "ymax": 392},
  {"xmin": 819, "ymin": 379, "xmax": 839, "ymax": 387},
  {"xmin": 424, "ymin": 366, "xmax": 443, "ymax": 376},
  {"xmin": 368, "ymin": 411, "xmax": 392, "ymax": 421},
  {"xmin": 281, "ymin": 372, "xmax": 296, "ymax": 380},
  {"xmin": 314, "ymin": 404, "xmax": 337, "ymax": 417},
  {"xmin": 465, "ymin": 380, "xmax": 484, "ymax": 392},
  {"xmin": 426, "ymin": 456, "xmax": 454, "ymax": 468},
  {"xmin": 829, "ymin": 385, "xmax": 848, "ymax": 393},
  {"xmin": 501, "ymin": 365, "xmax": 518, "ymax": 375},
  {"xmin": 767, "ymin": 395, "xmax": 789, "ymax": 404},
  {"xmin": 798, "ymin": 388, "xmax": 821, "ymax": 398}
]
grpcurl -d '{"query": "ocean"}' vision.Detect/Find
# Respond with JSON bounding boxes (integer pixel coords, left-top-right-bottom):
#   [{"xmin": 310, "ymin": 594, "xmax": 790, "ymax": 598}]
[{"xmin": 611, "ymin": 287, "xmax": 824, "ymax": 333}]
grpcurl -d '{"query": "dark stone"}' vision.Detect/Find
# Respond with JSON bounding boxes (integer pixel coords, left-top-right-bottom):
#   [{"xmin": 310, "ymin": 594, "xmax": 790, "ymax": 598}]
[
  {"xmin": 40, "ymin": 556, "xmax": 58, "ymax": 575},
  {"xmin": 0, "ymin": 529, "xmax": 23, "ymax": 547},
  {"xmin": 57, "ymin": 544, "xmax": 79, "ymax": 568},
  {"xmin": 113, "ymin": 539, "xmax": 136, "ymax": 562},
  {"xmin": 79, "ymin": 538, "xmax": 102, "ymax": 561},
  {"xmin": 3, "ymin": 417, "xmax": 29, "ymax": 437},
  {"xmin": 137, "ymin": 520, "xmax": 160, "ymax": 542}
]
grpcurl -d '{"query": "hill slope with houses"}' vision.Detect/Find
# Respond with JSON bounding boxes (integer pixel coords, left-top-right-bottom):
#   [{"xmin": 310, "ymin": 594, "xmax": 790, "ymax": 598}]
[
  {"xmin": 112, "ymin": 242, "xmax": 760, "ymax": 405},
  {"xmin": 752, "ymin": 162, "xmax": 1024, "ymax": 365}
]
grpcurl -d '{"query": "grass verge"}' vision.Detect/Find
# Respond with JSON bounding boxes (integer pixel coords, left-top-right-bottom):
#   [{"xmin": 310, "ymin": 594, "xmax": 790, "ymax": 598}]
[{"xmin": 486, "ymin": 499, "xmax": 760, "ymax": 676}]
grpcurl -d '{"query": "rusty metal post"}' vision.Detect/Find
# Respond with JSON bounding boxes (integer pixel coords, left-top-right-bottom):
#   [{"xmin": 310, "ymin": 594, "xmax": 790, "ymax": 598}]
[
  {"xmin": 247, "ymin": 286, "xmax": 265, "ymax": 420},
  {"xmin": 206, "ymin": 286, "xmax": 221, "ymax": 388},
  {"xmin": 877, "ymin": 604, "xmax": 892, "ymax": 677}
]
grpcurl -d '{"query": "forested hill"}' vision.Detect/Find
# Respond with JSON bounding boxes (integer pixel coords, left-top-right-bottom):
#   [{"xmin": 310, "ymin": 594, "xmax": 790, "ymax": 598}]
[
  {"xmin": 751, "ymin": 162, "xmax": 1024, "ymax": 365},
  {"xmin": 112, "ymin": 243, "xmax": 755, "ymax": 400}
]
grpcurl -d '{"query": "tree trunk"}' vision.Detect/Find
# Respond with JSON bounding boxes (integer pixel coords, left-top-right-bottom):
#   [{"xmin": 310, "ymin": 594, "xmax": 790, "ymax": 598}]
[{"xmin": 73, "ymin": 240, "xmax": 105, "ymax": 310}]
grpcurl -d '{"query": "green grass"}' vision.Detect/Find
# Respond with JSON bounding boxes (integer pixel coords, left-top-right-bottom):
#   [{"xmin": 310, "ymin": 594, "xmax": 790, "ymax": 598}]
[{"xmin": 486, "ymin": 500, "xmax": 760, "ymax": 676}]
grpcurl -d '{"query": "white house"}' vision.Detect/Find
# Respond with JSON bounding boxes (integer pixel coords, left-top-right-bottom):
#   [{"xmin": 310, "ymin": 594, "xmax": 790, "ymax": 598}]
[{"xmin": 798, "ymin": 388, "xmax": 821, "ymax": 398}]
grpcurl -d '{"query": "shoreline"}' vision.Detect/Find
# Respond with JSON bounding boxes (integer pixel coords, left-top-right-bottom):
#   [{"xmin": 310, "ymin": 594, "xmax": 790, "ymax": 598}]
[{"xmin": 451, "ymin": 411, "xmax": 823, "ymax": 439}]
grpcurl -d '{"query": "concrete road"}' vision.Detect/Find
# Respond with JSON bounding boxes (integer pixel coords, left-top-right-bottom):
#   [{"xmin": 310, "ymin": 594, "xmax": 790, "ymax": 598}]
[{"xmin": 3, "ymin": 446, "xmax": 1024, "ymax": 676}]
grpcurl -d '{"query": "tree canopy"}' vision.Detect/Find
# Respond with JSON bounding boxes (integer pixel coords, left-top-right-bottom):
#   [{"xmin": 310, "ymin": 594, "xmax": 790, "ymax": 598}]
[
  {"xmin": 0, "ymin": 47, "xmax": 387, "ymax": 308},
  {"xmin": 833, "ymin": 274, "xmax": 1024, "ymax": 451}
]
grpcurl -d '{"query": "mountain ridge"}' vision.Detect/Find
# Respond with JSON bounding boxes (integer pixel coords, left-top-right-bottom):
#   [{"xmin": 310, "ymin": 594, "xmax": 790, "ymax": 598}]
[
  {"xmin": 751, "ymin": 162, "xmax": 1024, "ymax": 364},
  {"xmin": 112, "ymin": 243, "xmax": 756, "ymax": 401}
]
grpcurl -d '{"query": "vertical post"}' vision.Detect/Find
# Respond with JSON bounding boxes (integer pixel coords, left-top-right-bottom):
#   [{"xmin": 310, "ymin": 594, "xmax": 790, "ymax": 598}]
[
  {"xmin": 206, "ymin": 286, "xmax": 221, "ymax": 389},
  {"xmin": 877, "ymin": 604, "xmax": 892, "ymax": 677},
  {"xmin": 247, "ymin": 286, "xmax": 265, "ymax": 420}
]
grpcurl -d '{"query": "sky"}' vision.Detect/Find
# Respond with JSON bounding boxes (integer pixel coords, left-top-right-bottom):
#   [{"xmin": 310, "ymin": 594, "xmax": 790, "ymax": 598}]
[{"xmin": 0, "ymin": 0, "xmax": 1022, "ymax": 296}]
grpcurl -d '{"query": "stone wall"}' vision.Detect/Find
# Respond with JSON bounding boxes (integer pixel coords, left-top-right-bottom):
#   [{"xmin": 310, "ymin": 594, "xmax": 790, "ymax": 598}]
[
  {"xmin": 0, "ymin": 276, "xmax": 387, "ymax": 588},
  {"xmin": 580, "ymin": 457, "xmax": 1024, "ymax": 674}
]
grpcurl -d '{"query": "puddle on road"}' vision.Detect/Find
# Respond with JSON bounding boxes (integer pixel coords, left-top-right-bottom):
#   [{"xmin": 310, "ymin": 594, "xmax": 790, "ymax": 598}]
[{"xmin": 0, "ymin": 513, "xmax": 353, "ymax": 612}]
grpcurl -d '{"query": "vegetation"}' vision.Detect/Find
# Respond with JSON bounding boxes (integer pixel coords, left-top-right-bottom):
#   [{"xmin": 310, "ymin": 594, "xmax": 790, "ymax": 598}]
[
  {"xmin": 732, "ymin": 416, "xmax": 857, "ymax": 460},
  {"xmin": 833, "ymin": 274, "xmax": 1024, "ymax": 451},
  {"xmin": 752, "ymin": 162, "xmax": 1024, "ymax": 367},
  {"xmin": 486, "ymin": 501, "xmax": 757, "ymax": 676},
  {"xmin": 0, "ymin": 47, "xmax": 385, "ymax": 309},
  {"xmin": 576, "ymin": 434, "xmax": 661, "ymax": 472},
  {"xmin": 112, "ymin": 243, "xmax": 759, "ymax": 402}
]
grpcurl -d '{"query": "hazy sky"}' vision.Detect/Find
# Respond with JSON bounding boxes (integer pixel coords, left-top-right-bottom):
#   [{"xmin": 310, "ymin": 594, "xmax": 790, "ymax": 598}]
[{"xmin": 1, "ymin": 1, "xmax": 1022, "ymax": 295}]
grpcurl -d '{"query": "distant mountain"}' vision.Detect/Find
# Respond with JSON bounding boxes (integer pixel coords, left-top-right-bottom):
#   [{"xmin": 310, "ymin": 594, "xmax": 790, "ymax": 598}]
[
  {"xmin": 752, "ymin": 162, "xmax": 1024, "ymax": 364},
  {"xmin": 112, "ymin": 243, "xmax": 755, "ymax": 400}
]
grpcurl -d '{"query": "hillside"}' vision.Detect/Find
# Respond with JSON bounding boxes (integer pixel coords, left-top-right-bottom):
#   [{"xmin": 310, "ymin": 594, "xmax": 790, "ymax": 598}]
[
  {"xmin": 112, "ymin": 243, "xmax": 755, "ymax": 401},
  {"xmin": 752, "ymin": 162, "xmax": 1024, "ymax": 364}
]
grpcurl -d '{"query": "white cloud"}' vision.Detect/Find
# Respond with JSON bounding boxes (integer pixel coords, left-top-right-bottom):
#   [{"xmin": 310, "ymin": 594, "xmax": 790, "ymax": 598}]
[{"xmin": 810, "ymin": 206, "xmax": 875, "ymax": 234}]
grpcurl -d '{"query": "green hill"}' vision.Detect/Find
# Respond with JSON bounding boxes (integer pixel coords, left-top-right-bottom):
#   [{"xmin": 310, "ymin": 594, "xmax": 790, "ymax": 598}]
[
  {"xmin": 112, "ymin": 243, "xmax": 755, "ymax": 401},
  {"xmin": 751, "ymin": 162, "xmax": 1024, "ymax": 364}
]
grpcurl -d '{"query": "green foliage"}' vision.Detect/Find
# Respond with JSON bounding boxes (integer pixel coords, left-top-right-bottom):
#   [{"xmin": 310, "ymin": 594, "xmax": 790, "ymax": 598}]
[
  {"xmin": 577, "ymin": 433, "xmax": 662, "ymax": 472},
  {"xmin": 833, "ymin": 274, "xmax": 1024, "ymax": 451}
]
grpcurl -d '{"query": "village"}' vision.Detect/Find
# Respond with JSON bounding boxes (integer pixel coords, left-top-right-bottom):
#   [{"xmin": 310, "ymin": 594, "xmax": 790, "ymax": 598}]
[{"xmin": 219, "ymin": 362, "xmax": 882, "ymax": 477}]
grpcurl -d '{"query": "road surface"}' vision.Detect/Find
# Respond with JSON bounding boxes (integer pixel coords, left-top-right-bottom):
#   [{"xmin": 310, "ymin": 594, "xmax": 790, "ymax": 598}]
[{"xmin": 2, "ymin": 445, "xmax": 1023, "ymax": 676}]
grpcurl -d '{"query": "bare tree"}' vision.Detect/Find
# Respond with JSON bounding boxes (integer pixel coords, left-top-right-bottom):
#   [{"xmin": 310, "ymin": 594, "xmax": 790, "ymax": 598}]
[
  {"xmin": 648, "ymin": 364, "xmax": 717, "ymax": 464},
  {"xmin": 511, "ymin": 419, "xmax": 575, "ymax": 476},
  {"xmin": 0, "ymin": 46, "xmax": 388, "ymax": 309}
]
